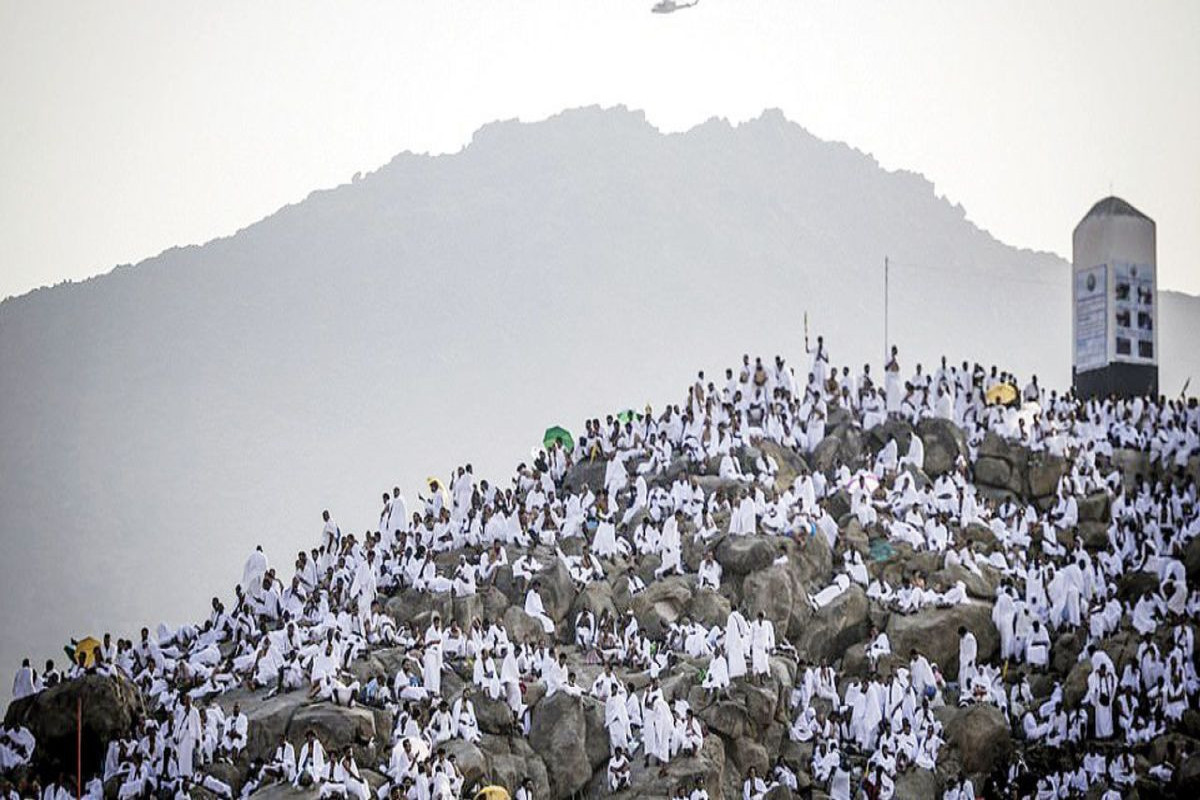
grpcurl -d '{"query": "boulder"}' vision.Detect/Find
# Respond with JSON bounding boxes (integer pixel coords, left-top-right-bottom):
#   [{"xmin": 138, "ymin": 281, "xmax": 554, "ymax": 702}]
[
  {"xmin": 1177, "ymin": 751, "xmax": 1200, "ymax": 794},
  {"xmin": 943, "ymin": 703, "xmax": 1012, "ymax": 776},
  {"xmin": 442, "ymin": 739, "xmax": 487, "ymax": 787},
  {"xmin": 812, "ymin": 426, "xmax": 865, "ymax": 474},
  {"xmin": 1050, "ymin": 630, "xmax": 1086, "ymax": 680},
  {"xmin": 840, "ymin": 518, "xmax": 870, "ymax": 557},
  {"xmin": 915, "ymin": 417, "xmax": 968, "ymax": 478},
  {"xmin": 1111, "ymin": 448, "xmax": 1151, "ymax": 489},
  {"xmin": 742, "ymin": 566, "xmax": 794, "ymax": 633},
  {"xmin": 3, "ymin": 674, "xmax": 145, "ymax": 780},
  {"xmin": 1077, "ymin": 521, "xmax": 1109, "ymax": 551},
  {"xmin": 502, "ymin": 605, "xmax": 551, "ymax": 644},
  {"xmin": 570, "ymin": 581, "xmax": 617, "ymax": 634},
  {"xmin": 561, "ymin": 458, "xmax": 607, "ymax": 495},
  {"xmin": 630, "ymin": 576, "xmax": 693, "ymax": 637},
  {"xmin": 1062, "ymin": 658, "xmax": 1091, "ymax": 709},
  {"xmin": 1117, "ymin": 570, "xmax": 1160, "ymax": 601},
  {"xmin": 930, "ymin": 563, "xmax": 999, "ymax": 601},
  {"xmin": 533, "ymin": 560, "xmax": 576, "ymax": 622},
  {"xmin": 729, "ymin": 737, "xmax": 769, "ymax": 775},
  {"xmin": 1077, "ymin": 492, "xmax": 1110, "ymax": 523},
  {"xmin": 1187, "ymin": 536, "xmax": 1200, "ymax": 583},
  {"xmin": 973, "ymin": 457, "xmax": 1011, "ymax": 491},
  {"xmin": 959, "ymin": 522, "xmax": 998, "ymax": 552},
  {"xmin": 598, "ymin": 732, "xmax": 725, "ymax": 800},
  {"xmin": 527, "ymin": 692, "xmax": 604, "ymax": 798},
  {"xmin": 824, "ymin": 490, "xmax": 852, "ymax": 523},
  {"xmin": 758, "ymin": 440, "xmax": 809, "ymax": 490},
  {"xmin": 217, "ymin": 689, "xmax": 306, "ymax": 763},
  {"xmin": 245, "ymin": 784, "xmax": 319, "ymax": 800},
  {"xmin": 478, "ymin": 736, "xmax": 550, "ymax": 799},
  {"xmin": 792, "ymin": 585, "xmax": 870, "ymax": 664},
  {"xmin": 863, "ymin": 419, "xmax": 915, "ymax": 456},
  {"xmin": 689, "ymin": 659, "xmax": 789, "ymax": 742},
  {"xmin": 384, "ymin": 587, "xmax": 449, "ymax": 628},
  {"xmin": 779, "ymin": 528, "xmax": 834, "ymax": 589},
  {"xmin": 688, "ymin": 588, "xmax": 732, "ymax": 628},
  {"xmin": 886, "ymin": 601, "xmax": 997, "ymax": 679},
  {"xmin": 287, "ymin": 703, "xmax": 377, "ymax": 762},
  {"xmin": 976, "ymin": 433, "xmax": 1029, "ymax": 496},
  {"xmin": 715, "ymin": 535, "xmax": 777, "ymax": 575},
  {"xmin": 893, "ymin": 768, "xmax": 941, "ymax": 800},
  {"xmin": 474, "ymin": 692, "xmax": 517, "ymax": 736},
  {"xmin": 1026, "ymin": 453, "xmax": 1067, "ymax": 500}
]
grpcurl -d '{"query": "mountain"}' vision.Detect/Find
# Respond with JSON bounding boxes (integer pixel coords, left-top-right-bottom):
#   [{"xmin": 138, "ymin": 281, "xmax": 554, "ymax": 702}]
[{"xmin": 1, "ymin": 106, "xmax": 1196, "ymax": 690}]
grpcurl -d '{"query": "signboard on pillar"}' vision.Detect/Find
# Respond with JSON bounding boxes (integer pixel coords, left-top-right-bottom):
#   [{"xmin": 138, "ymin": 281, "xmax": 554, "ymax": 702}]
[
  {"xmin": 1073, "ymin": 264, "xmax": 1107, "ymax": 371},
  {"xmin": 1111, "ymin": 261, "xmax": 1155, "ymax": 363}
]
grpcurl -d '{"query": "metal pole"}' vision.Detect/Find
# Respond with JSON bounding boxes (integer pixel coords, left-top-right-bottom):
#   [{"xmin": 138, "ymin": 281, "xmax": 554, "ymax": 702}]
[
  {"xmin": 884, "ymin": 256, "xmax": 889, "ymax": 363},
  {"xmin": 76, "ymin": 696, "xmax": 82, "ymax": 800}
]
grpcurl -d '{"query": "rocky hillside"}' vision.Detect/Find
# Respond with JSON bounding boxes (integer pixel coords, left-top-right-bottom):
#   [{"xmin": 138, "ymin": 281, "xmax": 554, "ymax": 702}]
[
  {"xmin": 4, "ymin": 350, "xmax": 1199, "ymax": 799},
  {"xmin": 6, "ymin": 105, "xmax": 1200, "ymax": 692}
]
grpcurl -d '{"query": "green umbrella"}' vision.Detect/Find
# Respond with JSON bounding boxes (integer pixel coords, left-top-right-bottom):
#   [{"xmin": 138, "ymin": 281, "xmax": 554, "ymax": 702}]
[
  {"xmin": 543, "ymin": 426, "xmax": 574, "ymax": 452},
  {"xmin": 616, "ymin": 409, "xmax": 636, "ymax": 424}
]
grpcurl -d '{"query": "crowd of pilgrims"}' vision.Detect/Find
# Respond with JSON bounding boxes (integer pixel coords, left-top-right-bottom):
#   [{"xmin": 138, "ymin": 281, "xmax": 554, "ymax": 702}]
[{"xmin": 5, "ymin": 337, "xmax": 1199, "ymax": 800}]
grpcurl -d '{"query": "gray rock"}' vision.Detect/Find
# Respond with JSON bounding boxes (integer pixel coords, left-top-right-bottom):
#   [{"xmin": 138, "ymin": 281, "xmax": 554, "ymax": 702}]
[
  {"xmin": 863, "ymin": 419, "xmax": 915, "ymax": 457},
  {"xmin": 1077, "ymin": 492, "xmax": 1110, "ymax": 523},
  {"xmin": 943, "ymin": 703, "xmax": 1012, "ymax": 777},
  {"xmin": 528, "ymin": 692, "xmax": 604, "ymax": 798},
  {"xmin": 1117, "ymin": 570, "xmax": 1159, "ymax": 601},
  {"xmin": 534, "ymin": 560, "xmax": 576, "ymax": 622},
  {"xmin": 716, "ymin": 535, "xmax": 777, "ymax": 575},
  {"xmin": 4, "ymin": 673, "xmax": 145, "ymax": 781},
  {"xmin": 687, "ymin": 589, "xmax": 732, "ymax": 628},
  {"xmin": 886, "ymin": 601, "xmax": 997, "ymax": 679},
  {"xmin": 916, "ymin": 417, "xmax": 968, "ymax": 478},
  {"xmin": 1187, "ymin": 536, "xmax": 1200, "ymax": 583},
  {"xmin": 1026, "ymin": 453, "xmax": 1067, "ymax": 499},
  {"xmin": 630, "ymin": 575, "xmax": 693, "ymax": 637},
  {"xmin": 562, "ymin": 458, "xmax": 608, "ymax": 495},
  {"xmin": 742, "ymin": 566, "xmax": 794, "ymax": 633},
  {"xmin": 1111, "ymin": 448, "xmax": 1151, "ymax": 489},
  {"xmin": 502, "ymin": 605, "xmax": 551, "ymax": 644},
  {"xmin": 729, "ymin": 737, "xmax": 769, "ymax": 776},
  {"xmin": 287, "ymin": 703, "xmax": 377, "ymax": 761},
  {"xmin": 442, "ymin": 739, "xmax": 488, "ymax": 788},
  {"xmin": 792, "ymin": 585, "xmax": 870, "ymax": 664},
  {"xmin": 893, "ymin": 768, "xmax": 941, "ymax": 800},
  {"xmin": 779, "ymin": 528, "xmax": 834, "ymax": 589},
  {"xmin": 245, "ymin": 784, "xmax": 320, "ymax": 800},
  {"xmin": 812, "ymin": 426, "xmax": 865, "ymax": 474},
  {"xmin": 973, "ymin": 456, "xmax": 1011, "ymax": 490},
  {"xmin": 218, "ymin": 689, "xmax": 307, "ymax": 763}
]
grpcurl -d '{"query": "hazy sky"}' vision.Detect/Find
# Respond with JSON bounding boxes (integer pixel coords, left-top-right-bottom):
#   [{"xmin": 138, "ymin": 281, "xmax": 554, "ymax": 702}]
[{"xmin": 2, "ymin": 0, "xmax": 1198, "ymax": 300}]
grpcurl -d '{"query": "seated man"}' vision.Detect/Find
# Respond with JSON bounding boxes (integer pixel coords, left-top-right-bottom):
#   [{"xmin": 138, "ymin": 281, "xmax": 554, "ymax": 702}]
[{"xmin": 608, "ymin": 746, "xmax": 632, "ymax": 791}]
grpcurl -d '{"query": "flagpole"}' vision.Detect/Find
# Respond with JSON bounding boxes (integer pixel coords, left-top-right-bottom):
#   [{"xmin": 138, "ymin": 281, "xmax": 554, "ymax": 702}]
[
  {"xmin": 76, "ymin": 696, "xmax": 82, "ymax": 800},
  {"xmin": 884, "ymin": 256, "xmax": 889, "ymax": 363}
]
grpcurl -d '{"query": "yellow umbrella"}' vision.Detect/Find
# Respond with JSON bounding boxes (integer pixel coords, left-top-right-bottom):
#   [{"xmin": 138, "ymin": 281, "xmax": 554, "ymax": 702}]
[
  {"xmin": 75, "ymin": 636, "xmax": 102, "ymax": 667},
  {"xmin": 474, "ymin": 788, "xmax": 511, "ymax": 800},
  {"xmin": 985, "ymin": 383, "xmax": 1018, "ymax": 406}
]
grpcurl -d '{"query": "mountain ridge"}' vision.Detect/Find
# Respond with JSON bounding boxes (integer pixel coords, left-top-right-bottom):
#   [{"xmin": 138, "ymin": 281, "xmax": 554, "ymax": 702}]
[
  {"xmin": 1, "ymin": 105, "xmax": 1097, "ymax": 310},
  {"xmin": 2, "ymin": 104, "xmax": 1197, "ymax": 698}
]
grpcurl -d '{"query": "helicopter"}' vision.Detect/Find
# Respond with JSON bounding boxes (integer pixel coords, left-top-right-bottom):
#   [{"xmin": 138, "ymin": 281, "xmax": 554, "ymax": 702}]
[{"xmin": 651, "ymin": 0, "xmax": 699, "ymax": 14}]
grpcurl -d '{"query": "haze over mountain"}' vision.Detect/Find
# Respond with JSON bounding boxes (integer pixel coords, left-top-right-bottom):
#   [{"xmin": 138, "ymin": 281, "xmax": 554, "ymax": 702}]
[{"xmin": 2, "ymin": 106, "xmax": 1196, "ymax": 694}]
